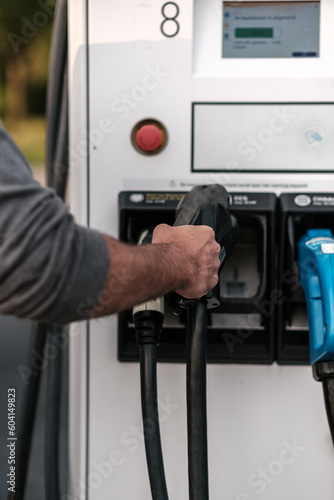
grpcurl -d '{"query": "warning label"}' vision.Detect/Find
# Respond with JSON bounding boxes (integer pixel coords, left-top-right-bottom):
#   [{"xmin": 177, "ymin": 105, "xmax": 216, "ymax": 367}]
[{"xmin": 145, "ymin": 193, "xmax": 184, "ymax": 203}]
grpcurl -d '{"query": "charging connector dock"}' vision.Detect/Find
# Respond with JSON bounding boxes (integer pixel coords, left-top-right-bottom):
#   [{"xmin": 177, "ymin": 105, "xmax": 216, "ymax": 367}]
[
  {"xmin": 118, "ymin": 191, "xmax": 277, "ymax": 364},
  {"xmin": 278, "ymin": 193, "xmax": 334, "ymax": 364}
]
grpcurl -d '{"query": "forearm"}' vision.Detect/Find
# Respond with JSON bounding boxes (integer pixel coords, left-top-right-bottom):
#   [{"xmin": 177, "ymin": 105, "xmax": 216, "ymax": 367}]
[
  {"xmin": 0, "ymin": 126, "xmax": 111, "ymax": 324},
  {"xmin": 91, "ymin": 235, "xmax": 189, "ymax": 318},
  {"xmin": 91, "ymin": 222, "xmax": 220, "ymax": 319},
  {"xmin": 0, "ymin": 122, "xmax": 219, "ymax": 324}
]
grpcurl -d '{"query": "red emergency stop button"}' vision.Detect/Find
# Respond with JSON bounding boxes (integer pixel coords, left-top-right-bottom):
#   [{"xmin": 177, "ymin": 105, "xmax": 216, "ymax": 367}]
[
  {"xmin": 132, "ymin": 120, "xmax": 167, "ymax": 154},
  {"xmin": 136, "ymin": 124, "xmax": 162, "ymax": 152}
]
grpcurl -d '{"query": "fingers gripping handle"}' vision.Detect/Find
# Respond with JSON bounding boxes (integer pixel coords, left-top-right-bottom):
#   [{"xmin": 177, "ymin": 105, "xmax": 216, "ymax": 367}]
[{"xmin": 172, "ymin": 185, "xmax": 236, "ymax": 310}]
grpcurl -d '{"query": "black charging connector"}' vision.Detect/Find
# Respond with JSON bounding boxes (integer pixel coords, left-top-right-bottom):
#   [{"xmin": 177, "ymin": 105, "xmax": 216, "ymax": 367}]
[
  {"xmin": 185, "ymin": 299, "xmax": 209, "ymax": 500},
  {"xmin": 171, "ymin": 184, "xmax": 236, "ymax": 500}
]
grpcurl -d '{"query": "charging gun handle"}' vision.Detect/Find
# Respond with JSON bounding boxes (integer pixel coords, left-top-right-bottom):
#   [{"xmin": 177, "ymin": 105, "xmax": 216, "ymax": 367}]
[
  {"xmin": 298, "ymin": 229, "xmax": 334, "ymax": 364},
  {"xmin": 172, "ymin": 184, "xmax": 235, "ymax": 311},
  {"xmin": 171, "ymin": 185, "xmax": 235, "ymax": 500},
  {"xmin": 298, "ymin": 229, "xmax": 334, "ymax": 447}
]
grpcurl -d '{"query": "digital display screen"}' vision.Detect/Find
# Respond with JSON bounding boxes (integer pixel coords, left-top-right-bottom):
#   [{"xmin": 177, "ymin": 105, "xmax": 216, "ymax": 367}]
[{"xmin": 223, "ymin": 2, "xmax": 320, "ymax": 58}]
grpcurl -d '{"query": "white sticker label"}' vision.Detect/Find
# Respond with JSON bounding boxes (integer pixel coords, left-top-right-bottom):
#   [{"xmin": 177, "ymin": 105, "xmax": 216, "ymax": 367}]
[
  {"xmin": 294, "ymin": 194, "xmax": 312, "ymax": 207},
  {"xmin": 129, "ymin": 193, "xmax": 145, "ymax": 203}
]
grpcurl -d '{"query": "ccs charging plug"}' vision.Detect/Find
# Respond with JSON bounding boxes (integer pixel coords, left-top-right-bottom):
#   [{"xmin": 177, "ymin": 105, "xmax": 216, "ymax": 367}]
[
  {"xmin": 133, "ymin": 230, "xmax": 165, "ymax": 347},
  {"xmin": 133, "ymin": 298, "xmax": 164, "ymax": 347},
  {"xmin": 298, "ymin": 228, "xmax": 334, "ymax": 445},
  {"xmin": 298, "ymin": 228, "xmax": 334, "ymax": 365},
  {"xmin": 171, "ymin": 184, "xmax": 236, "ymax": 313}
]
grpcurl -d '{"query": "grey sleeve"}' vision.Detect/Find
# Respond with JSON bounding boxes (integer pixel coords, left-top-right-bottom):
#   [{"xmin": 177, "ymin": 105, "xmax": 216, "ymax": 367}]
[{"xmin": 0, "ymin": 125, "xmax": 110, "ymax": 324}]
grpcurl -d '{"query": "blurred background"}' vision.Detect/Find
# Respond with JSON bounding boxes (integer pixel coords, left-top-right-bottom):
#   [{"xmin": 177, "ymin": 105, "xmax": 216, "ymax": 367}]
[
  {"xmin": 0, "ymin": 3, "xmax": 67, "ymax": 499},
  {"xmin": 0, "ymin": 0, "xmax": 57, "ymax": 185}
]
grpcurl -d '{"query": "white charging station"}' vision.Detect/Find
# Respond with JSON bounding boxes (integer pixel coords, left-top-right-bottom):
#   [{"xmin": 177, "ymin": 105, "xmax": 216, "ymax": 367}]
[{"xmin": 68, "ymin": 1, "xmax": 334, "ymax": 498}]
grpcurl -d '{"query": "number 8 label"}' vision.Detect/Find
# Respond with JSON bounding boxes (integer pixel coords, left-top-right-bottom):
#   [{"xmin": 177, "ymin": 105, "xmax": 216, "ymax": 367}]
[{"xmin": 161, "ymin": 2, "xmax": 180, "ymax": 38}]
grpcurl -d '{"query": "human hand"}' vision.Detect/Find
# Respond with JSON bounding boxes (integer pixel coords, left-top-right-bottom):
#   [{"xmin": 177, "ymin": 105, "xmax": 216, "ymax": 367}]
[{"xmin": 152, "ymin": 223, "xmax": 220, "ymax": 299}]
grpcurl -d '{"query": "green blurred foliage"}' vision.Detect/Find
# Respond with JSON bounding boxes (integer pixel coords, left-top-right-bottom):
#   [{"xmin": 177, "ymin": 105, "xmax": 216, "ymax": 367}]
[
  {"xmin": 0, "ymin": 0, "xmax": 56, "ymax": 119},
  {"xmin": 0, "ymin": 1, "xmax": 57, "ymax": 170},
  {"xmin": 0, "ymin": 0, "xmax": 57, "ymax": 60}
]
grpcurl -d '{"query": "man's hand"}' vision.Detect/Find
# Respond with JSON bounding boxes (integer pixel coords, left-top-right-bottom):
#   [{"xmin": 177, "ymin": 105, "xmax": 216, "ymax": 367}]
[
  {"xmin": 91, "ymin": 224, "xmax": 220, "ymax": 318},
  {"xmin": 152, "ymin": 223, "xmax": 221, "ymax": 299}
]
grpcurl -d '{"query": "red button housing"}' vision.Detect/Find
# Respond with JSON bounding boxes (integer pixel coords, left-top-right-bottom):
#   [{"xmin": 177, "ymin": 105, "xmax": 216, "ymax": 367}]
[{"xmin": 135, "ymin": 124, "xmax": 163, "ymax": 152}]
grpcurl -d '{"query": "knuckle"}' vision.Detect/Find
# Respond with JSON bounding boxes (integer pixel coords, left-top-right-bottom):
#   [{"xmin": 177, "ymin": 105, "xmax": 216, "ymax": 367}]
[
  {"xmin": 155, "ymin": 223, "xmax": 168, "ymax": 232},
  {"xmin": 199, "ymin": 225, "xmax": 214, "ymax": 237},
  {"xmin": 211, "ymin": 276, "xmax": 219, "ymax": 289},
  {"xmin": 206, "ymin": 226, "xmax": 215, "ymax": 238},
  {"xmin": 153, "ymin": 223, "xmax": 169, "ymax": 239}
]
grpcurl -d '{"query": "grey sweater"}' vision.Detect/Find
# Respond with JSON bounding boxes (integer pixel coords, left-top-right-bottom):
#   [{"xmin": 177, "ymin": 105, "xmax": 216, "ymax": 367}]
[{"xmin": 0, "ymin": 125, "xmax": 110, "ymax": 324}]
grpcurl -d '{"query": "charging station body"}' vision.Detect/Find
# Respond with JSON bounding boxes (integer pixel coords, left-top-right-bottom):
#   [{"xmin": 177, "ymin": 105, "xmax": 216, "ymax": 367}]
[{"xmin": 68, "ymin": 1, "xmax": 334, "ymax": 498}]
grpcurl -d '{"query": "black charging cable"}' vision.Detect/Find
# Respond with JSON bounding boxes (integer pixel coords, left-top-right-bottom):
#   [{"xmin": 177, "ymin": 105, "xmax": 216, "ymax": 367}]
[
  {"xmin": 133, "ymin": 230, "xmax": 169, "ymax": 500},
  {"xmin": 133, "ymin": 303, "xmax": 169, "ymax": 500},
  {"xmin": 170, "ymin": 184, "xmax": 236, "ymax": 500},
  {"xmin": 186, "ymin": 299, "xmax": 209, "ymax": 500},
  {"xmin": 313, "ymin": 361, "xmax": 334, "ymax": 445}
]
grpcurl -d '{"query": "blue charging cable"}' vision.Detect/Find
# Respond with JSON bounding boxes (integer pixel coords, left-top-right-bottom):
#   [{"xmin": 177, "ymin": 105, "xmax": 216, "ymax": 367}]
[{"xmin": 298, "ymin": 229, "xmax": 334, "ymax": 445}]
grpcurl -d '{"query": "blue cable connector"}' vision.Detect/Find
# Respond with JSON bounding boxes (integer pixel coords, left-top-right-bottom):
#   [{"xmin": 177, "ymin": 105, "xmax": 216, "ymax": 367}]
[{"xmin": 298, "ymin": 229, "xmax": 334, "ymax": 365}]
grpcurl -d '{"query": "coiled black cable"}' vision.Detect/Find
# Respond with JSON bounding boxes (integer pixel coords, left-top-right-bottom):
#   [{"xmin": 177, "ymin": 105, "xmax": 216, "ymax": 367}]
[{"xmin": 186, "ymin": 299, "xmax": 209, "ymax": 500}]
